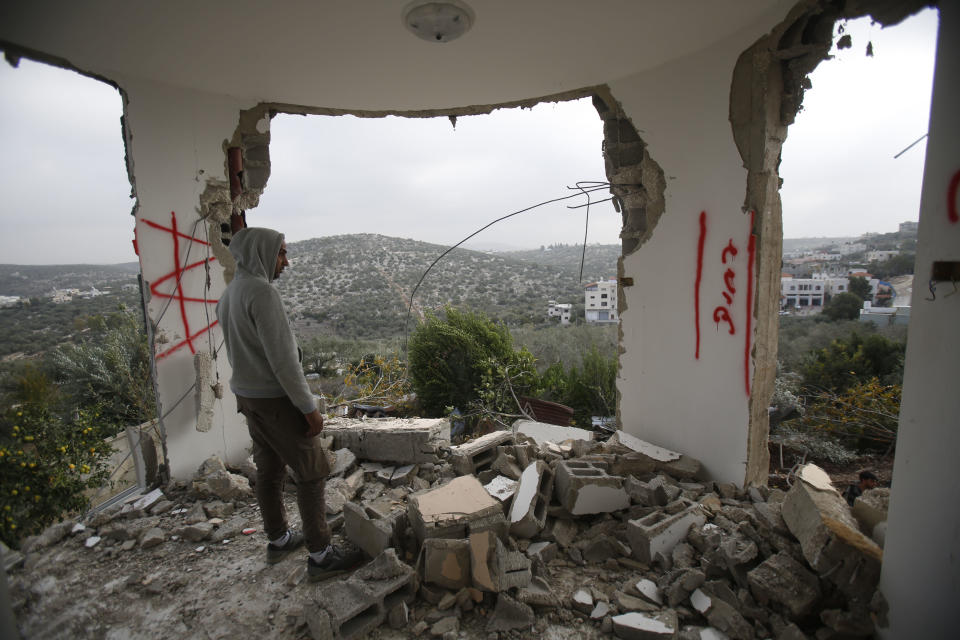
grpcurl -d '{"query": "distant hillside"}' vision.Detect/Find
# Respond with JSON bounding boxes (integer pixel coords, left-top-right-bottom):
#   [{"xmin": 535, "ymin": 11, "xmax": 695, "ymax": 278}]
[
  {"xmin": 0, "ymin": 263, "xmax": 140, "ymax": 297},
  {"xmin": 277, "ymin": 235, "xmax": 619, "ymax": 340}
]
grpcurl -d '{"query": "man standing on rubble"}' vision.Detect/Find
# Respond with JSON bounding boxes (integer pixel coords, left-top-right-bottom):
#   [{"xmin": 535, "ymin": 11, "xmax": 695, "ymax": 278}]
[{"xmin": 217, "ymin": 227, "xmax": 356, "ymax": 580}]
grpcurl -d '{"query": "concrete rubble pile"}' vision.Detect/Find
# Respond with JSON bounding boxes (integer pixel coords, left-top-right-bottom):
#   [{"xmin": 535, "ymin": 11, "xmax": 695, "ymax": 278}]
[{"xmin": 8, "ymin": 416, "xmax": 892, "ymax": 640}]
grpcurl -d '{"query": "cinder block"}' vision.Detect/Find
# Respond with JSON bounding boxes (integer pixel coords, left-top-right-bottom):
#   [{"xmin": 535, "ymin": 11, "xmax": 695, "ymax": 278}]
[
  {"xmin": 449, "ymin": 430, "xmax": 515, "ymax": 476},
  {"xmin": 311, "ymin": 549, "xmax": 417, "ymax": 640},
  {"xmin": 422, "ymin": 538, "xmax": 471, "ymax": 590},
  {"xmin": 344, "ymin": 501, "xmax": 407, "ymax": 559},
  {"xmin": 781, "ymin": 465, "xmax": 882, "ymax": 600},
  {"xmin": 322, "ymin": 418, "xmax": 450, "ymax": 464},
  {"xmin": 626, "ymin": 504, "xmax": 707, "ymax": 565},
  {"xmin": 469, "ymin": 530, "xmax": 532, "ymax": 592},
  {"xmin": 408, "ymin": 476, "xmax": 506, "ymax": 543},
  {"xmin": 509, "ymin": 461, "xmax": 555, "ymax": 538},
  {"xmin": 554, "ymin": 459, "xmax": 629, "ymax": 515}
]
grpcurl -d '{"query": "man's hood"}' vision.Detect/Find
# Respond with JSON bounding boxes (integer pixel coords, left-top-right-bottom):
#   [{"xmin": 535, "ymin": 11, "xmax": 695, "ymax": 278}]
[{"xmin": 229, "ymin": 227, "xmax": 284, "ymax": 282}]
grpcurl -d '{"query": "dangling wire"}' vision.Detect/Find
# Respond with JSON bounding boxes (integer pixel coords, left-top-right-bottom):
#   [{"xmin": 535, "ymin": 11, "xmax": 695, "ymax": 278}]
[{"xmin": 402, "ymin": 182, "xmax": 613, "ymax": 350}]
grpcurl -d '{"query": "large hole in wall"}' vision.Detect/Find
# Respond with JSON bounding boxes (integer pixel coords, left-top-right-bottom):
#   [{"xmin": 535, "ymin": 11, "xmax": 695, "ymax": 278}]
[
  {"xmin": 0, "ymin": 57, "xmax": 160, "ymax": 503},
  {"xmin": 221, "ymin": 98, "xmax": 633, "ymax": 377}
]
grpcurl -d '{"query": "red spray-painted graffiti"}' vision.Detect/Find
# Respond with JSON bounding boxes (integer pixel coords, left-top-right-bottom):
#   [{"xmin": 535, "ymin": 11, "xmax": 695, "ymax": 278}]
[
  {"xmin": 948, "ymin": 169, "xmax": 960, "ymax": 224},
  {"xmin": 693, "ymin": 210, "xmax": 756, "ymax": 396},
  {"xmin": 141, "ymin": 211, "xmax": 219, "ymax": 360}
]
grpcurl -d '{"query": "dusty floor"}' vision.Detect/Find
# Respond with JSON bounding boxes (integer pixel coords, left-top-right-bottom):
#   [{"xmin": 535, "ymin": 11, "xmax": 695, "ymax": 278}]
[{"xmin": 5, "ymin": 489, "xmax": 617, "ymax": 640}]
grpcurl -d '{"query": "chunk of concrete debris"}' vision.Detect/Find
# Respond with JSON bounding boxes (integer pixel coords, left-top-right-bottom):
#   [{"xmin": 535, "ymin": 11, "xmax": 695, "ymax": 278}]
[
  {"xmin": 543, "ymin": 518, "xmax": 578, "ymax": 548},
  {"xmin": 636, "ymin": 578, "xmax": 663, "ymax": 605},
  {"xmin": 516, "ymin": 575, "xmax": 560, "ymax": 608},
  {"xmin": 422, "ymin": 538, "xmax": 471, "ymax": 590},
  {"xmin": 509, "ymin": 461, "xmax": 555, "ymax": 538},
  {"xmin": 449, "ymin": 430, "xmax": 515, "ymax": 476},
  {"xmin": 344, "ymin": 501, "xmax": 407, "ymax": 559},
  {"xmin": 781, "ymin": 464, "xmax": 882, "ymax": 599},
  {"xmin": 554, "ymin": 459, "xmax": 629, "ymax": 515},
  {"xmin": 483, "ymin": 475, "xmax": 518, "ymax": 505},
  {"xmin": 408, "ymin": 476, "xmax": 506, "ymax": 543},
  {"xmin": 525, "ymin": 541, "xmax": 558, "ymax": 564},
  {"xmin": 612, "ymin": 610, "xmax": 678, "ymax": 639},
  {"xmin": 490, "ymin": 449, "xmax": 523, "ymax": 480},
  {"xmin": 607, "ymin": 431, "xmax": 703, "ymax": 480},
  {"xmin": 747, "ymin": 552, "xmax": 821, "ymax": 619},
  {"xmin": 627, "ymin": 504, "xmax": 707, "ymax": 565},
  {"xmin": 469, "ymin": 530, "xmax": 532, "ymax": 592},
  {"xmin": 487, "ymin": 592, "xmax": 536, "ymax": 632},
  {"xmin": 192, "ymin": 469, "xmax": 252, "ymax": 501},
  {"xmin": 572, "ymin": 589, "xmax": 594, "ymax": 614},
  {"xmin": 140, "ymin": 527, "xmax": 166, "ymax": 549},
  {"xmin": 328, "ymin": 448, "xmax": 357, "ymax": 478},
  {"xmin": 513, "ymin": 419, "xmax": 594, "ymax": 446},
  {"xmin": 132, "ymin": 488, "xmax": 164, "ymax": 512},
  {"xmin": 852, "ymin": 488, "xmax": 889, "ymax": 538},
  {"xmin": 322, "ymin": 418, "xmax": 450, "ymax": 464},
  {"xmin": 689, "ymin": 587, "xmax": 754, "ymax": 640}
]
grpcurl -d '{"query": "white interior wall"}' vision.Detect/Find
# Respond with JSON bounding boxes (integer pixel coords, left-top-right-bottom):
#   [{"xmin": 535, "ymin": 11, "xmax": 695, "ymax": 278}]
[
  {"xmin": 121, "ymin": 76, "xmax": 252, "ymax": 479},
  {"xmin": 608, "ymin": 22, "xmax": 772, "ymax": 485},
  {"xmin": 879, "ymin": 4, "xmax": 959, "ymax": 636}
]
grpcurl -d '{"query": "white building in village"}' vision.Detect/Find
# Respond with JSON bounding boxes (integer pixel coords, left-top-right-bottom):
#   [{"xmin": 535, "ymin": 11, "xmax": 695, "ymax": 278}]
[
  {"xmin": 546, "ymin": 300, "xmax": 572, "ymax": 325},
  {"xmin": 584, "ymin": 278, "xmax": 617, "ymax": 323}
]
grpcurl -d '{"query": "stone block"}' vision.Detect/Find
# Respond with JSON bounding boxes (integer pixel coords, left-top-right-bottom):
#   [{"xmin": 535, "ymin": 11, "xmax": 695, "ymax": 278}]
[
  {"xmin": 509, "ymin": 461, "xmax": 555, "ymax": 538},
  {"xmin": 449, "ymin": 430, "xmax": 514, "ymax": 475},
  {"xmin": 408, "ymin": 476, "xmax": 506, "ymax": 543},
  {"xmin": 311, "ymin": 549, "xmax": 417, "ymax": 640},
  {"xmin": 851, "ymin": 488, "xmax": 889, "ymax": 535},
  {"xmin": 554, "ymin": 459, "xmax": 629, "ymax": 515},
  {"xmin": 343, "ymin": 501, "xmax": 407, "ymax": 559},
  {"xmin": 469, "ymin": 530, "xmax": 531, "ymax": 592},
  {"xmin": 627, "ymin": 504, "xmax": 707, "ymax": 565},
  {"xmin": 329, "ymin": 448, "xmax": 358, "ymax": 477},
  {"xmin": 612, "ymin": 610, "xmax": 679, "ymax": 639},
  {"xmin": 514, "ymin": 419, "xmax": 594, "ymax": 445},
  {"xmin": 781, "ymin": 464, "xmax": 882, "ymax": 598},
  {"xmin": 322, "ymin": 418, "xmax": 450, "ymax": 465},
  {"xmin": 747, "ymin": 552, "xmax": 821, "ymax": 619},
  {"xmin": 422, "ymin": 538, "xmax": 471, "ymax": 590}
]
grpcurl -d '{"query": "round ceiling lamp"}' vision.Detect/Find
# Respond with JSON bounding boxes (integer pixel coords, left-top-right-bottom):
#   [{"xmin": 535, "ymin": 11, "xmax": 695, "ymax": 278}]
[{"xmin": 402, "ymin": 1, "xmax": 475, "ymax": 43}]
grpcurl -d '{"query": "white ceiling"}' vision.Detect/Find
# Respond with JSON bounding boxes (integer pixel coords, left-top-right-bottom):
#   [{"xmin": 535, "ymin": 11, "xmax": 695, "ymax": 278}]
[{"xmin": 1, "ymin": 1, "xmax": 786, "ymax": 111}]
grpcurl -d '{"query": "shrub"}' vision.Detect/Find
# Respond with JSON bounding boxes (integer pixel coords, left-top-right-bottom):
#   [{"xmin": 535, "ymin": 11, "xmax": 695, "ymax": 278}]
[
  {"xmin": 801, "ymin": 332, "xmax": 905, "ymax": 393},
  {"xmin": 0, "ymin": 403, "xmax": 114, "ymax": 548},
  {"xmin": 822, "ymin": 292, "xmax": 863, "ymax": 321},
  {"xmin": 341, "ymin": 352, "xmax": 414, "ymax": 414},
  {"xmin": 408, "ymin": 307, "xmax": 536, "ymax": 418}
]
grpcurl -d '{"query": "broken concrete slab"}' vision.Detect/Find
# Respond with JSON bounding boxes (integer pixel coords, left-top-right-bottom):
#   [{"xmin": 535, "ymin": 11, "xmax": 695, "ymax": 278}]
[
  {"xmin": 689, "ymin": 588, "xmax": 754, "ymax": 640},
  {"xmin": 542, "ymin": 518, "xmax": 578, "ymax": 548},
  {"xmin": 572, "ymin": 589, "xmax": 594, "ymax": 614},
  {"xmin": 747, "ymin": 551, "xmax": 821, "ymax": 619},
  {"xmin": 516, "ymin": 575, "xmax": 560, "ymax": 608},
  {"xmin": 483, "ymin": 475, "xmax": 518, "ymax": 505},
  {"xmin": 509, "ymin": 460, "xmax": 554, "ymax": 538},
  {"xmin": 851, "ymin": 488, "xmax": 889, "ymax": 537},
  {"xmin": 422, "ymin": 538, "xmax": 471, "ymax": 590},
  {"xmin": 607, "ymin": 431, "xmax": 703, "ymax": 480},
  {"xmin": 469, "ymin": 530, "xmax": 531, "ymax": 592},
  {"xmin": 627, "ymin": 504, "xmax": 707, "ymax": 566},
  {"xmin": 513, "ymin": 419, "xmax": 594, "ymax": 446},
  {"xmin": 612, "ymin": 610, "xmax": 678, "ymax": 639},
  {"xmin": 408, "ymin": 476, "xmax": 506, "ymax": 543},
  {"xmin": 781, "ymin": 464, "xmax": 882, "ymax": 598},
  {"xmin": 554, "ymin": 459, "xmax": 629, "ymax": 515},
  {"xmin": 322, "ymin": 418, "xmax": 450, "ymax": 464},
  {"xmin": 449, "ymin": 430, "xmax": 514, "ymax": 476},
  {"xmin": 328, "ymin": 448, "xmax": 357, "ymax": 478}
]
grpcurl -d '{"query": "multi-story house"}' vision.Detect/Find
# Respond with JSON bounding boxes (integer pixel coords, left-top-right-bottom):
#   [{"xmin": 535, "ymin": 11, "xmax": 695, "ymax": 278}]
[{"xmin": 585, "ymin": 278, "xmax": 617, "ymax": 323}]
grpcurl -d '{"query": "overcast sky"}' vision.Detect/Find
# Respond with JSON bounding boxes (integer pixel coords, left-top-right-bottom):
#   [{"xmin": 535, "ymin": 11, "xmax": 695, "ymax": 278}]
[{"xmin": 0, "ymin": 9, "xmax": 939, "ymax": 265}]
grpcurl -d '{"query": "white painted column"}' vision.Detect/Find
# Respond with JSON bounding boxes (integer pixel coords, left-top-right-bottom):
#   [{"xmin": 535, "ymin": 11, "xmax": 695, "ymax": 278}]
[
  {"xmin": 121, "ymin": 77, "xmax": 253, "ymax": 479},
  {"xmin": 879, "ymin": 5, "xmax": 959, "ymax": 637}
]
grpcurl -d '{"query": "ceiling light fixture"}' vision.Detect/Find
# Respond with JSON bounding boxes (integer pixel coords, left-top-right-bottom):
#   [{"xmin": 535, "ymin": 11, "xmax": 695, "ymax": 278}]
[{"xmin": 402, "ymin": 0, "xmax": 475, "ymax": 43}]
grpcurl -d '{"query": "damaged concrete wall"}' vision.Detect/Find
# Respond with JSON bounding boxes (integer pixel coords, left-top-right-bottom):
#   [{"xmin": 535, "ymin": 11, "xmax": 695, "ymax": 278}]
[
  {"xmin": 122, "ymin": 76, "xmax": 254, "ymax": 479},
  {"xmin": 605, "ymin": 3, "xmax": 793, "ymax": 486},
  {"xmin": 879, "ymin": 3, "xmax": 958, "ymax": 636}
]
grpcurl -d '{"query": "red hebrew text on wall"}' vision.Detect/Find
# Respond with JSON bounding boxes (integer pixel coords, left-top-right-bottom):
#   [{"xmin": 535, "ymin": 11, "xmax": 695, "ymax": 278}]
[
  {"xmin": 142, "ymin": 211, "xmax": 219, "ymax": 360},
  {"xmin": 693, "ymin": 210, "xmax": 756, "ymax": 396}
]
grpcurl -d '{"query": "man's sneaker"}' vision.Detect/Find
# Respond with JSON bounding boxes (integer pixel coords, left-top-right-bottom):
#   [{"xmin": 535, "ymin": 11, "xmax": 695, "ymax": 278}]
[
  {"xmin": 266, "ymin": 530, "xmax": 304, "ymax": 564},
  {"xmin": 307, "ymin": 545, "xmax": 362, "ymax": 582}
]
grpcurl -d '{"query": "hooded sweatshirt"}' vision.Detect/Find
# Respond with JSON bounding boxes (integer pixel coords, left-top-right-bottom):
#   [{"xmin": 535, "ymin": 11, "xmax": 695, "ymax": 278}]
[{"xmin": 216, "ymin": 227, "xmax": 316, "ymax": 413}]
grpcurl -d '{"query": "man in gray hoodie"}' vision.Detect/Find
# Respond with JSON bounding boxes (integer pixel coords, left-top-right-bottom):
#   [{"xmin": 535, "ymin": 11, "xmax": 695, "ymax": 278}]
[{"xmin": 217, "ymin": 227, "xmax": 354, "ymax": 580}]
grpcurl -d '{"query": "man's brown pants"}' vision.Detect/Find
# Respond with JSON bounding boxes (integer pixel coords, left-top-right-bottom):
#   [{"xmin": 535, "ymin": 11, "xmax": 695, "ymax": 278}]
[{"xmin": 235, "ymin": 395, "xmax": 331, "ymax": 553}]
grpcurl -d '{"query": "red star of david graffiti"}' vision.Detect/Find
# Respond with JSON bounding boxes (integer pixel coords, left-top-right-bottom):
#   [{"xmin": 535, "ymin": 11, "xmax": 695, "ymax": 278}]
[{"xmin": 140, "ymin": 211, "xmax": 219, "ymax": 360}]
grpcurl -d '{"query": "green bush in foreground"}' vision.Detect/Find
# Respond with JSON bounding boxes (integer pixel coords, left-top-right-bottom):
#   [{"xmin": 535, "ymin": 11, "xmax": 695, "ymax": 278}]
[{"xmin": 0, "ymin": 404, "xmax": 114, "ymax": 549}]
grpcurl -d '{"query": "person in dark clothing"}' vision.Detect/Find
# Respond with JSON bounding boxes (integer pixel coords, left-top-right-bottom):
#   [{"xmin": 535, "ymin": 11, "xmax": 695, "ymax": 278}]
[{"xmin": 844, "ymin": 470, "xmax": 878, "ymax": 506}]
